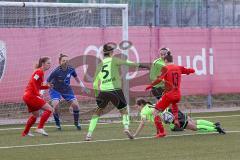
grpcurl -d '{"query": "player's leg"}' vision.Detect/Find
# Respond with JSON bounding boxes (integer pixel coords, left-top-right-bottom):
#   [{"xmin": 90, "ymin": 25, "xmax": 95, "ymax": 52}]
[
  {"xmin": 52, "ymin": 100, "xmax": 61, "ymax": 130},
  {"xmin": 49, "ymin": 89, "xmax": 61, "ymax": 130},
  {"xmin": 22, "ymin": 94, "xmax": 44, "ymax": 136},
  {"xmin": 85, "ymin": 92, "xmax": 108, "ymax": 141},
  {"xmin": 22, "ymin": 111, "xmax": 39, "ymax": 137},
  {"xmin": 197, "ymin": 119, "xmax": 216, "ymax": 127},
  {"xmin": 171, "ymin": 103, "xmax": 180, "ymax": 128},
  {"xmin": 36, "ymin": 103, "xmax": 53, "ymax": 136},
  {"xmin": 187, "ymin": 117, "xmax": 225, "ymax": 133},
  {"xmin": 154, "ymin": 95, "xmax": 171, "ymax": 138},
  {"xmin": 153, "ymin": 109, "xmax": 166, "ymax": 138},
  {"xmin": 62, "ymin": 89, "xmax": 81, "ymax": 130},
  {"xmin": 112, "ymin": 90, "xmax": 133, "ymax": 139},
  {"xmin": 196, "ymin": 119, "xmax": 225, "ymax": 134},
  {"xmin": 69, "ymin": 99, "xmax": 81, "ymax": 130}
]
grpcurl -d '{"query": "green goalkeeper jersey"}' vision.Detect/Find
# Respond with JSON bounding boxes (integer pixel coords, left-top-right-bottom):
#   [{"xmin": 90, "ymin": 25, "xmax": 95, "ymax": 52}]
[
  {"xmin": 140, "ymin": 104, "xmax": 155, "ymax": 122},
  {"xmin": 93, "ymin": 57, "xmax": 139, "ymax": 94},
  {"xmin": 149, "ymin": 58, "xmax": 165, "ymax": 88}
]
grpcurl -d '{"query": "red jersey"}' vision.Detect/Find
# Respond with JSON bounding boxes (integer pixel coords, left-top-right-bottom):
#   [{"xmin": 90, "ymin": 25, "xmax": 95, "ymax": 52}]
[
  {"xmin": 151, "ymin": 64, "xmax": 195, "ymax": 93},
  {"xmin": 25, "ymin": 68, "xmax": 49, "ymax": 96}
]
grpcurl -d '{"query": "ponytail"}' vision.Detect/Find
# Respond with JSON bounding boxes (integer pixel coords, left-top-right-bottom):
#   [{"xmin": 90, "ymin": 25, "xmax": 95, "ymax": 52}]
[
  {"xmin": 35, "ymin": 57, "xmax": 50, "ymax": 69},
  {"xmin": 59, "ymin": 53, "xmax": 68, "ymax": 63}
]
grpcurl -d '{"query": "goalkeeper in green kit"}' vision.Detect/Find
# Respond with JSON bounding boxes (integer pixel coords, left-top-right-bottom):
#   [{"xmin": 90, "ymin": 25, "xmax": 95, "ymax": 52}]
[
  {"xmin": 85, "ymin": 43, "xmax": 148, "ymax": 141},
  {"xmin": 133, "ymin": 98, "xmax": 226, "ymax": 137},
  {"xmin": 149, "ymin": 48, "xmax": 169, "ymax": 100}
]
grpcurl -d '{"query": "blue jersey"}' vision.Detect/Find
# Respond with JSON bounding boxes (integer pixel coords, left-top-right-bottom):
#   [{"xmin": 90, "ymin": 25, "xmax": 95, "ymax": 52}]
[{"xmin": 47, "ymin": 66, "xmax": 77, "ymax": 93}]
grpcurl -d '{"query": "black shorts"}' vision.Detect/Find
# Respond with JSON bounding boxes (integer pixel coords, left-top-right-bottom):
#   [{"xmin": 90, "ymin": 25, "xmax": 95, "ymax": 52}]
[
  {"xmin": 151, "ymin": 86, "xmax": 164, "ymax": 100},
  {"xmin": 168, "ymin": 109, "xmax": 188, "ymax": 131},
  {"xmin": 96, "ymin": 89, "xmax": 127, "ymax": 110},
  {"xmin": 178, "ymin": 110, "xmax": 188, "ymax": 129}
]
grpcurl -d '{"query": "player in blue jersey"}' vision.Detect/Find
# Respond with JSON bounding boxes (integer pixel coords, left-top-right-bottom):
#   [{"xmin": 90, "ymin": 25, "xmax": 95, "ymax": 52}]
[{"xmin": 47, "ymin": 54, "xmax": 89, "ymax": 130}]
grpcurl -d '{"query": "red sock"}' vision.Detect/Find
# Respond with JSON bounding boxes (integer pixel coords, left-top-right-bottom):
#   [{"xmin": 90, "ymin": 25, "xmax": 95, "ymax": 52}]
[
  {"xmin": 38, "ymin": 110, "xmax": 52, "ymax": 129},
  {"xmin": 171, "ymin": 103, "xmax": 179, "ymax": 120},
  {"xmin": 154, "ymin": 115, "xmax": 165, "ymax": 133},
  {"xmin": 22, "ymin": 115, "xmax": 37, "ymax": 135},
  {"xmin": 171, "ymin": 104, "xmax": 180, "ymax": 127}
]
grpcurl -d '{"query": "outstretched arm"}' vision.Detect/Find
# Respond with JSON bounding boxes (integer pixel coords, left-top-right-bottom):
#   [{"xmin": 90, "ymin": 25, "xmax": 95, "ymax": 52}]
[
  {"xmin": 74, "ymin": 76, "xmax": 90, "ymax": 94},
  {"xmin": 180, "ymin": 66, "xmax": 195, "ymax": 75},
  {"xmin": 133, "ymin": 119, "xmax": 146, "ymax": 137}
]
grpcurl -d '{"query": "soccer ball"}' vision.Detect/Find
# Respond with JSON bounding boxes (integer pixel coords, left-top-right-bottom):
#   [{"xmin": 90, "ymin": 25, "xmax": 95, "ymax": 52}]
[{"xmin": 161, "ymin": 111, "xmax": 174, "ymax": 124}]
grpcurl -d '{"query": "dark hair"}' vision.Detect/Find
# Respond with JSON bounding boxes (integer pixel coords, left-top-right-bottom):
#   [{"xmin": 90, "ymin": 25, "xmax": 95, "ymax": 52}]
[
  {"xmin": 136, "ymin": 98, "xmax": 152, "ymax": 106},
  {"xmin": 35, "ymin": 57, "xmax": 50, "ymax": 69},
  {"xmin": 59, "ymin": 53, "xmax": 68, "ymax": 63},
  {"xmin": 164, "ymin": 53, "xmax": 173, "ymax": 62},
  {"xmin": 160, "ymin": 47, "xmax": 171, "ymax": 57},
  {"xmin": 103, "ymin": 44, "xmax": 114, "ymax": 56}
]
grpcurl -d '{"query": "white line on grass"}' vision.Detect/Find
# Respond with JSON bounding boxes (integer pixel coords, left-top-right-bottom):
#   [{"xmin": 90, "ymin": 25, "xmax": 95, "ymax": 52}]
[
  {"xmin": 0, "ymin": 130, "xmax": 239, "ymax": 149},
  {"xmin": 0, "ymin": 114, "xmax": 239, "ymax": 131},
  {"xmin": 193, "ymin": 114, "xmax": 240, "ymax": 119}
]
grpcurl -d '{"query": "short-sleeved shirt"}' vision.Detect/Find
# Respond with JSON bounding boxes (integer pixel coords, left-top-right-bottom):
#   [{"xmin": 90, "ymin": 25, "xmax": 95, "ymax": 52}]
[
  {"xmin": 25, "ymin": 68, "xmax": 49, "ymax": 96},
  {"xmin": 150, "ymin": 58, "xmax": 165, "ymax": 88},
  {"xmin": 159, "ymin": 64, "xmax": 194, "ymax": 93},
  {"xmin": 93, "ymin": 57, "xmax": 139, "ymax": 92},
  {"xmin": 47, "ymin": 66, "xmax": 77, "ymax": 93}
]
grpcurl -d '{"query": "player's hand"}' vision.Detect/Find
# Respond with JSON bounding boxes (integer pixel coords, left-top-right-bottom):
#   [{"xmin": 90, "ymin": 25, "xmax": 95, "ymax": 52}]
[
  {"xmin": 82, "ymin": 87, "xmax": 90, "ymax": 94},
  {"xmin": 187, "ymin": 69, "xmax": 195, "ymax": 75},
  {"xmin": 145, "ymin": 85, "xmax": 153, "ymax": 91},
  {"xmin": 47, "ymin": 83, "xmax": 53, "ymax": 88},
  {"xmin": 174, "ymin": 119, "xmax": 180, "ymax": 128},
  {"xmin": 139, "ymin": 64, "xmax": 150, "ymax": 69}
]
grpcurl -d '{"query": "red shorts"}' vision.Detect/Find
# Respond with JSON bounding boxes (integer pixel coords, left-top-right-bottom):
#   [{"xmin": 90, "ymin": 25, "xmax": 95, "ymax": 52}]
[
  {"xmin": 23, "ymin": 93, "xmax": 46, "ymax": 113},
  {"xmin": 155, "ymin": 91, "xmax": 181, "ymax": 111}
]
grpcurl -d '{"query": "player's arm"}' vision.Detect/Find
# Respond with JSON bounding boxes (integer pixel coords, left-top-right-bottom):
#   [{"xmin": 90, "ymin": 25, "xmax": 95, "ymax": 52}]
[
  {"xmin": 114, "ymin": 57, "xmax": 149, "ymax": 69},
  {"xmin": 32, "ymin": 71, "xmax": 49, "ymax": 96},
  {"xmin": 114, "ymin": 57, "xmax": 139, "ymax": 67},
  {"xmin": 93, "ymin": 64, "xmax": 102, "ymax": 97},
  {"xmin": 180, "ymin": 66, "xmax": 195, "ymax": 75},
  {"xmin": 146, "ymin": 67, "xmax": 167, "ymax": 90},
  {"xmin": 133, "ymin": 117, "xmax": 146, "ymax": 137},
  {"xmin": 72, "ymin": 68, "xmax": 90, "ymax": 94},
  {"xmin": 149, "ymin": 62, "xmax": 156, "ymax": 81},
  {"xmin": 46, "ymin": 69, "xmax": 55, "ymax": 87},
  {"xmin": 74, "ymin": 76, "xmax": 90, "ymax": 94}
]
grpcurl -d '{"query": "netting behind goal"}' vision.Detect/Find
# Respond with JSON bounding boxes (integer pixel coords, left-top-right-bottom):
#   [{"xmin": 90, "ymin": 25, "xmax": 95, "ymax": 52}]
[{"xmin": 0, "ymin": 2, "xmax": 129, "ymax": 125}]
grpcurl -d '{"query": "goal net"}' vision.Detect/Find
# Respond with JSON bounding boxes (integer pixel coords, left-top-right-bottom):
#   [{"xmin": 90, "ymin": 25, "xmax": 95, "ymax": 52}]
[{"xmin": 0, "ymin": 1, "xmax": 129, "ymax": 125}]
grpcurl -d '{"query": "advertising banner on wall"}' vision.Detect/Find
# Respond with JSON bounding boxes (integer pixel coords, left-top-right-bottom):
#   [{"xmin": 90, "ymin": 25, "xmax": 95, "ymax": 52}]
[{"xmin": 0, "ymin": 27, "xmax": 239, "ymax": 102}]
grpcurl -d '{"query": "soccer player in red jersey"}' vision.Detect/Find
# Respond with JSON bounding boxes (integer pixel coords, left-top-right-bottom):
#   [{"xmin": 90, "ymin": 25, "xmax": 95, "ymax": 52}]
[
  {"xmin": 22, "ymin": 57, "xmax": 53, "ymax": 137},
  {"xmin": 146, "ymin": 52, "xmax": 195, "ymax": 138}
]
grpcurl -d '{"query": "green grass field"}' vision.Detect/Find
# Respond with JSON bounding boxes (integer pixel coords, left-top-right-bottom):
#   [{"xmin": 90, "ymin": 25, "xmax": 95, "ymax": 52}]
[{"xmin": 0, "ymin": 111, "xmax": 240, "ymax": 160}]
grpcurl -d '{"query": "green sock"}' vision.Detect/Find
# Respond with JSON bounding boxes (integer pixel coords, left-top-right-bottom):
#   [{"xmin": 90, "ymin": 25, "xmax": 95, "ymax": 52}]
[
  {"xmin": 197, "ymin": 124, "xmax": 217, "ymax": 132},
  {"xmin": 88, "ymin": 115, "xmax": 99, "ymax": 134},
  {"xmin": 197, "ymin": 120, "xmax": 215, "ymax": 127},
  {"xmin": 122, "ymin": 114, "xmax": 130, "ymax": 130}
]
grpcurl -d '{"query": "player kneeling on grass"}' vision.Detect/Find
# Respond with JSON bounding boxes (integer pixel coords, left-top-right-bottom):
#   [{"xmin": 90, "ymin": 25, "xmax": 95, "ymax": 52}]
[
  {"xmin": 133, "ymin": 98, "xmax": 225, "ymax": 137},
  {"xmin": 47, "ymin": 54, "xmax": 89, "ymax": 131},
  {"xmin": 22, "ymin": 57, "xmax": 53, "ymax": 137},
  {"xmin": 85, "ymin": 42, "xmax": 148, "ymax": 141}
]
